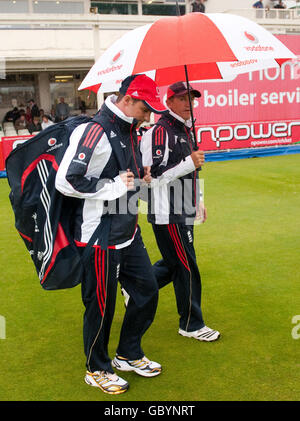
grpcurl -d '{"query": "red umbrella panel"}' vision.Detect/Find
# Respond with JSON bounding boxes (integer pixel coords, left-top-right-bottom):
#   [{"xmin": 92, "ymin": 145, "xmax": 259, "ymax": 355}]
[{"xmin": 79, "ymin": 12, "xmax": 296, "ymax": 94}]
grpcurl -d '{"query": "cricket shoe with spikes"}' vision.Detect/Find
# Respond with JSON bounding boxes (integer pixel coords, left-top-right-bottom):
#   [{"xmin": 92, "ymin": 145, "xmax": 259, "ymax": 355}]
[
  {"xmin": 178, "ymin": 326, "xmax": 220, "ymax": 342},
  {"xmin": 112, "ymin": 355, "xmax": 162, "ymax": 377},
  {"xmin": 84, "ymin": 370, "xmax": 129, "ymax": 394}
]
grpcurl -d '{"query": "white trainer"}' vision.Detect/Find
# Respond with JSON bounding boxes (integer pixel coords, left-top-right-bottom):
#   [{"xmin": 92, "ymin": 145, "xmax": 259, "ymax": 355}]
[
  {"xmin": 179, "ymin": 326, "xmax": 220, "ymax": 342},
  {"xmin": 84, "ymin": 370, "xmax": 129, "ymax": 394},
  {"xmin": 112, "ymin": 355, "xmax": 162, "ymax": 378}
]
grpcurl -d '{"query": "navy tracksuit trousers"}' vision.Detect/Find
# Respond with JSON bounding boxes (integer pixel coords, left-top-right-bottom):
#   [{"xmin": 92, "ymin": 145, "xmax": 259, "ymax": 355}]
[
  {"xmin": 79, "ymin": 227, "xmax": 158, "ymax": 373},
  {"xmin": 152, "ymin": 223, "xmax": 205, "ymax": 332}
]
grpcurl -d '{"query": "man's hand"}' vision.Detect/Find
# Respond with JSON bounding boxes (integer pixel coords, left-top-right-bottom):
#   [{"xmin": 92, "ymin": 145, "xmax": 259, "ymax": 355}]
[
  {"xmin": 143, "ymin": 166, "xmax": 152, "ymax": 184},
  {"xmin": 191, "ymin": 150, "xmax": 205, "ymax": 169},
  {"xmin": 120, "ymin": 169, "xmax": 135, "ymax": 190},
  {"xmin": 196, "ymin": 201, "xmax": 207, "ymax": 223}
]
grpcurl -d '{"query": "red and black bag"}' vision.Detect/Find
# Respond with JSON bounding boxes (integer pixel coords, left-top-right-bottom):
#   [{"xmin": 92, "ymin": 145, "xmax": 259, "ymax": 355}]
[{"xmin": 6, "ymin": 116, "xmax": 92, "ymax": 290}]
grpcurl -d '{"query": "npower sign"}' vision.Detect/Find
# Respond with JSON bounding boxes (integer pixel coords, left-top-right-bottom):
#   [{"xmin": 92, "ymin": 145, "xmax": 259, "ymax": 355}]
[{"xmin": 197, "ymin": 120, "xmax": 300, "ymax": 149}]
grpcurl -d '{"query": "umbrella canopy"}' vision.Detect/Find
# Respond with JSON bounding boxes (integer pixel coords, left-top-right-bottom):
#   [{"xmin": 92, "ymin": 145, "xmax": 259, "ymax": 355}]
[{"xmin": 79, "ymin": 12, "xmax": 296, "ymax": 94}]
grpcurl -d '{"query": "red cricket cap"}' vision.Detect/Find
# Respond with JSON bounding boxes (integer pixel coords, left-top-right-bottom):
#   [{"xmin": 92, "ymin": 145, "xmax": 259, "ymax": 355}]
[
  {"xmin": 119, "ymin": 74, "xmax": 167, "ymax": 114},
  {"xmin": 167, "ymin": 81, "xmax": 201, "ymax": 100}
]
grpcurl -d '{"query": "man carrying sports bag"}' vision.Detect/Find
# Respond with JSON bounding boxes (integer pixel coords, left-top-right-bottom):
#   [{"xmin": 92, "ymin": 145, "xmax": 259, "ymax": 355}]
[{"xmin": 55, "ymin": 74, "xmax": 167, "ymax": 395}]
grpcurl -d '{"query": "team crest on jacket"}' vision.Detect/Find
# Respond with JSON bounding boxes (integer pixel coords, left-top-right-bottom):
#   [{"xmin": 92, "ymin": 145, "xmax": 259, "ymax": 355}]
[{"xmin": 48, "ymin": 138, "xmax": 57, "ymax": 146}]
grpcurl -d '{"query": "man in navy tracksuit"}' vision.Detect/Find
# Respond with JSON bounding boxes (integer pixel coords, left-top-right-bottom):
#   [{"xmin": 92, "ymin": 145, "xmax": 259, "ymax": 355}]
[
  {"xmin": 56, "ymin": 75, "xmax": 167, "ymax": 394},
  {"xmin": 140, "ymin": 81, "xmax": 220, "ymax": 342}
]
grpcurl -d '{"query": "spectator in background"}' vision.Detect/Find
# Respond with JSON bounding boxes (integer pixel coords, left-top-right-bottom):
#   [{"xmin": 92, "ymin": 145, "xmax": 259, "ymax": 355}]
[
  {"xmin": 14, "ymin": 113, "xmax": 27, "ymax": 131},
  {"xmin": 274, "ymin": 0, "xmax": 286, "ymax": 8},
  {"xmin": 3, "ymin": 107, "xmax": 19, "ymax": 123},
  {"xmin": 191, "ymin": 0, "xmax": 205, "ymax": 12},
  {"xmin": 41, "ymin": 114, "xmax": 55, "ymax": 130},
  {"xmin": 27, "ymin": 115, "xmax": 42, "ymax": 134},
  {"xmin": 50, "ymin": 107, "xmax": 56, "ymax": 122},
  {"xmin": 25, "ymin": 106, "xmax": 32, "ymax": 125},
  {"xmin": 55, "ymin": 97, "xmax": 70, "ymax": 122},
  {"xmin": 253, "ymin": 0, "xmax": 264, "ymax": 7},
  {"xmin": 78, "ymin": 99, "xmax": 86, "ymax": 111},
  {"xmin": 79, "ymin": 105, "xmax": 89, "ymax": 117},
  {"xmin": 28, "ymin": 99, "xmax": 40, "ymax": 119}
]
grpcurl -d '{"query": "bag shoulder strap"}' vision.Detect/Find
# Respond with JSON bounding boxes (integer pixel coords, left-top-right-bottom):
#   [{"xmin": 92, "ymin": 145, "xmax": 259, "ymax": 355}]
[
  {"xmin": 80, "ymin": 113, "xmax": 125, "ymax": 252},
  {"xmin": 91, "ymin": 114, "xmax": 127, "ymax": 171}
]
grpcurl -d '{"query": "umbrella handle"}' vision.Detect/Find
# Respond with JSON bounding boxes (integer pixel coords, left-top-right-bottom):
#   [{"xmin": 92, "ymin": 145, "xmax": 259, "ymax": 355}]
[
  {"xmin": 175, "ymin": 2, "xmax": 198, "ymax": 151},
  {"xmin": 184, "ymin": 65, "xmax": 198, "ymax": 151}
]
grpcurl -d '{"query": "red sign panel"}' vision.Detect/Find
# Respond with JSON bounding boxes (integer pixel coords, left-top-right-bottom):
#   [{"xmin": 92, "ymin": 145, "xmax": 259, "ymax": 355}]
[
  {"xmin": 0, "ymin": 135, "xmax": 33, "ymax": 170},
  {"xmin": 159, "ymin": 34, "xmax": 300, "ymax": 151}
]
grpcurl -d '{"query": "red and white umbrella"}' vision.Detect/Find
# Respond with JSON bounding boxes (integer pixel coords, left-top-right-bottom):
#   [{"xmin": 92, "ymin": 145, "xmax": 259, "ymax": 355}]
[{"xmin": 79, "ymin": 12, "xmax": 296, "ymax": 94}]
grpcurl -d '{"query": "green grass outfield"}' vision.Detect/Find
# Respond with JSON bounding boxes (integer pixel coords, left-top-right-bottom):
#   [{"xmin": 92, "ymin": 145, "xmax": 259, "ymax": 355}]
[{"xmin": 0, "ymin": 154, "xmax": 299, "ymax": 401}]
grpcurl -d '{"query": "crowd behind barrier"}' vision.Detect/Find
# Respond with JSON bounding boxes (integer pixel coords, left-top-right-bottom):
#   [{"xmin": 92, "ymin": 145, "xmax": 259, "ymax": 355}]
[
  {"xmin": 0, "ymin": 96, "xmax": 95, "ymax": 173},
  {"xmin": 253, "ymin": 0, "xmax": 291, "ymax": 9},
  {"xmin": 1, "ymin": 97, "xmax": 92, "ymax": 136}
]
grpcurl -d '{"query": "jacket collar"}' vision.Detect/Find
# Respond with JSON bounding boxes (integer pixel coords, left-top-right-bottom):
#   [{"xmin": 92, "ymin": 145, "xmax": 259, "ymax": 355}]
[
  {"xmin": 105, "ymin": 94, "xmax": 134, "ymax": 124},
  {"xmin": 162, "ymin": 110, "xmax": 193, "ymax": 130}
]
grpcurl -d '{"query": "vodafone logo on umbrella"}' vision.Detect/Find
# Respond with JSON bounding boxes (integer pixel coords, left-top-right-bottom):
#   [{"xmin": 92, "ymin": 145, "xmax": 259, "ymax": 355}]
[
  {"xmin": 110, "ymin": 50, "xmax": 124, "ymax": 65},
  {"xmin": 244, "ymin": 31, "xmax": 259, "ymax": 44},
  {"xmin": 242, "ymin": 30, "xmax": 274, "ymax": 52},
  {"xmin": 97, "ymin": 50, "xmax": 124, "ymax": 76}
]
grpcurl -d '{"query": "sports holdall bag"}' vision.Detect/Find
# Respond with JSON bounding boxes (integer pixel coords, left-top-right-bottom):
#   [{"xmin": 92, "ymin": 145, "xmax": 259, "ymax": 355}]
[{"xmin": 6, "ymin": 116, "xmax": 94, "ymax": 290}]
